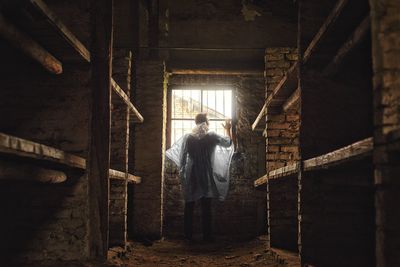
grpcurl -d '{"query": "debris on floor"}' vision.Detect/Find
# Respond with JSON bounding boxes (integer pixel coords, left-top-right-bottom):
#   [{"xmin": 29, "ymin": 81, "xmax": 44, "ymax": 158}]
[{"xmin": 107, "ymin": 236, "xmax": 287, "ymax": 267}]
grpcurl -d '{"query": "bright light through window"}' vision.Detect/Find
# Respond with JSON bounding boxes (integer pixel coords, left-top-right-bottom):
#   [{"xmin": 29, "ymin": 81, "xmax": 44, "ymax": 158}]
[{"xmin": 171, "ymin": 88, "xmax": 232, "ymax": 145}]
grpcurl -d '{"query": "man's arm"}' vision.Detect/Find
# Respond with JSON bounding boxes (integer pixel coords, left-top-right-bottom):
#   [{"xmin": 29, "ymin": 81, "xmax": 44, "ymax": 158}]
[{"xmin": 222, "ymin": 119, "xmax": 232, "ymax": 139}]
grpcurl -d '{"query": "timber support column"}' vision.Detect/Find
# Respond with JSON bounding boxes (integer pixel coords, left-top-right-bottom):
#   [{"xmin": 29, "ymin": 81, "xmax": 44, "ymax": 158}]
[{"xmin": 88, "ymin": 0, "xmax": 113, "ymax": 259}]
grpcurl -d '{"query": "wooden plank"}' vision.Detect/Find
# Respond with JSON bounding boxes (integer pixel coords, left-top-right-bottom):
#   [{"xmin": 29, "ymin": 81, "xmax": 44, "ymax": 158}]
[
  {"xmin": 29, "ymin": 0, "xmax": 91, "ymax": 62},
  {"xmin": 111, "ymin": 78, "xmax": 144, "ymax": 123},
  {"xmin": 87, "ymin": 0, "xmax": 113, "ymax": 259},
  {"xmin": 303, "ymin": 0, "xmax": 349, "ymax": 63},
  {"xmin": 323, "ymin": 15, "xmax": 371, "ymax": 76},
  {"xmin": 264, "ymin": 62, "xmax": 299, "ymax": 113},
  {"xmin": 251, "ymin": 102, "xmax": 267, "ymax": 131},
  {"xmin": 255, "ymin": 162, "xmax": 300, "ymax": 188},
  {"xmin": 254, "ymin": 173, "xmax": 268, "ymax": 188},
  {"xmin": 303, "ymin": 137, "xmax": 373, "ymax": 171},
  {"xmin": 2, "ymin": 0, "xmax": 90, "ymax": 63},
  {"xmin": 269, "ymin": 163, "xmax": 299, "ymax": 180},
  {"xmin": 169, "ymin": 68, "xmax": 263, "ymax": 76},
  {"xmin": 283, "ymin": 87, "xmax": 300, "ymax": 112},
  {"xmin": 109, "ymin": 169, "xmax": 141, "ymax": 184},
  {"xmin": 0, "ymin": 13, "xmax": 62, "ymax": 74},
  {"xmin": 0, "ymin": 159, "xmax": 67, "ymax": 183},
  {"xmin": 0, "ymin": 132, "xmax": 86, "ymax": 169}
]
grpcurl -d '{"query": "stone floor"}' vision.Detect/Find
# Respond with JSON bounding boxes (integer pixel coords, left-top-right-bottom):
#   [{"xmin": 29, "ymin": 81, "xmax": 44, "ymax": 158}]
[{"xmin": 107, "ymin": 236, "xmax": 290, "ymax": 267}]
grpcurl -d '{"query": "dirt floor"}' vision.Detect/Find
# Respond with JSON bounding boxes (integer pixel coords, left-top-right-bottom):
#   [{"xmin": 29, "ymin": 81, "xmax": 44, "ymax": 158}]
[{"xmin": 107, "ymin": 236, "xmax": 290, "ymax": 267}]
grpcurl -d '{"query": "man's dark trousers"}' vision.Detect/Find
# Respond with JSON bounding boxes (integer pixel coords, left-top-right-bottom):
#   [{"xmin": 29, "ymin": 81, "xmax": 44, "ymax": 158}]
[{"xmin": 184, "ymin": 197, "xmax": 212, "ymax": 240}]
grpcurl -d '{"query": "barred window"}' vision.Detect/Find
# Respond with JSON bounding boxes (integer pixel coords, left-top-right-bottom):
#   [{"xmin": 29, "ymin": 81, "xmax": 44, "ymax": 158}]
[{"xmin": 170, "ymin": 88, "xmax": 232, "ymax": 144}]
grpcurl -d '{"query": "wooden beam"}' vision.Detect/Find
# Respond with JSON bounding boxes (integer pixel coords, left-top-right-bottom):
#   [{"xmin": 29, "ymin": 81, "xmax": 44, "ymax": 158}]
[
  {"xmin": 0, "ymin": 13, "xmax": 62, "ymax": 74},
  {"xmin": 254, "ymin": 162, "xmax": 300, "ymax": 188},
  {"xmin": 283, "ymin": 87, "xmax": 300, "ymax": 112},
  {"xmin": 0, "ymin": 159, "xmax": 66, "ymax": 183},
  {"xmin": 109, "ymin": 169, "xmax": 141, "ymax": 184},
  {"xmin": 269, "ymin": 162, "xmax": 299, "ymax": 180},
  {"xmin": 169, "ymin": 68, "xmax": 264, "ymax": 76},
  {"xmin": 111, "ymin": 78, "xmax": 144, "ymax": 123},
  {"xmin": 303, "ymin": 0, "xmax": 349, "ymax": 63},
  {"xmin": 0, "ymin": 132, "xmax": 86, "ymax": 169},
  {"xmin": 323, "ymin": 15, "xmax": 371, "ymax": 76},
  {"xmin": 88, "ymin": 0, "xmax": 113, "ymax": 260},
  {"xmin": 264, "ymin": 61, "xmax": 299, "ymax": 113},
  {"xmin": 254, "ymin": 173, "xmax": 268, "ymax": 188},
  {"xmin": 252, "ymin": 102, "xmax": 267, "ymax": 131},
  {"xmin": 29, "ymin": 0, "xmax": 91, "ymax": 62},
  {"xmin": 303, "ymin": 137, "xmax": 373, "ymax": 171}
]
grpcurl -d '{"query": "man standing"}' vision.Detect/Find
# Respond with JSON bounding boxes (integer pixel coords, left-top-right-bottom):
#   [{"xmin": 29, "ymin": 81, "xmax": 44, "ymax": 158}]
[{"xmin": 166, "ymin": 113, "xmax": 234, "ymax": 242}]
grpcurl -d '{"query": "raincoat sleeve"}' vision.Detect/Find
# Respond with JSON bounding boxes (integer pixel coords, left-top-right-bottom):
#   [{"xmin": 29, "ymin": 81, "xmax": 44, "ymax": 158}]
[{"xmin": 211, "ymin": 133, "xmax": 234, "ymax": 201}]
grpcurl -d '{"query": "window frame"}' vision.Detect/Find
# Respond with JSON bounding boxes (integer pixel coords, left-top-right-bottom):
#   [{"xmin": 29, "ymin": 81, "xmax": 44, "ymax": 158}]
[{"xmin": 166, "ymin": 85, "xmax": 235, "ymax": 148}]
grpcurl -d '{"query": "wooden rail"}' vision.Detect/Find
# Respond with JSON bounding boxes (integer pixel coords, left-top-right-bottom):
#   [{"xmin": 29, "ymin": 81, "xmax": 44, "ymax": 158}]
[
  {"xmin": 111, "ymin": 79, "xmax": 144, "ymax": 123},
  {"xmin": 3, "ymin": 0, "xmax": 90, "ymax": 63},
  {"xmin": 0, "ymin": 13, "xmax": 63, "ymax": 74},
  {"xmin": 0, "ymin": 132, "xmax": 86, "ymax": 169},
  {"xmin": 303, "ymin": 0, "xmax": 349, "ymax": 63},
  {"xmin": 303, "ymin": 137, "xmax": 373, "ymax": 171},
  {"xmin": 109, "ymin": 169, "xmax": 141, "ymax": 184},
  {"xmin": 254, "ymin": 162, "xmax": 300, "ymax": 188},
  {"xmin": 255, "ymin": 137, "xmax": 373, "ymax": 188},
  {"xmin": 323, "ymin": 16, "xmax": 371, "ymax": 76},
  {"xmin": 0, "ymin": 132, "xmax": 142, "ymax": 184}
]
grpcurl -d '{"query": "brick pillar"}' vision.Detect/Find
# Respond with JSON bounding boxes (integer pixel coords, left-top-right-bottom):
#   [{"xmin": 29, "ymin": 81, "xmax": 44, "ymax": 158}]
[
  {"xmin": 264, "ymin": 47, "xmax": 299, "ymax": 252},
  {"xmin": 133, "ymin": 60, "xmax": 166, "ymax": 238},
  {"xmin": 109, "ymin": 49, "xmax": 132, "ymax": 247},
  {"xmin": 370, "ymin": 1, "xmax": 400, "ymax": 266},
  {"xmin": 264, "ymin": 48, "xmax": 299, "ymax": 173}
]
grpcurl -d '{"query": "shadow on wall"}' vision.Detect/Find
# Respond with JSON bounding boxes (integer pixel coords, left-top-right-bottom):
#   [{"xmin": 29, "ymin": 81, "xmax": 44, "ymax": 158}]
[{"xmin": 0, "ymin": 158, "xmax": 86, "ymax": 265}]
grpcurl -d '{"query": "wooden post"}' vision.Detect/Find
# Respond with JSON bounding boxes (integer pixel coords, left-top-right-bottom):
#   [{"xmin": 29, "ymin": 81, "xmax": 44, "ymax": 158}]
[{"xmin": 88, "ymin": 0, "xmax": 113, "ymax": 260}]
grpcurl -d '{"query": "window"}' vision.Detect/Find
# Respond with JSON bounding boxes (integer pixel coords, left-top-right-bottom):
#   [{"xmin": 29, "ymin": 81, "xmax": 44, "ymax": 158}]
[{"xmin": 170, "ymin": 88, "xmax": 232, "ymax": 144}]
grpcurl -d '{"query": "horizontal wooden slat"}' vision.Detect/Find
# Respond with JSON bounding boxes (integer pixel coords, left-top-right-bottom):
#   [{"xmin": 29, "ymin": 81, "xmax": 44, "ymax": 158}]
[
  {"xmin": 303, "ymin": 0, "xmax": 349, "ymax": 63},
  {"xmin": 269, "ymin": 163, "xmax": 299, "ymax": 180},
  {"xmin": 3, "ymin": 0, "xmax": 90, "ymax": 63},
  {"xmin": 303, "ymin": 137, "xmax": 373, "ymax": 171},
  {"xmin": 323, "ymin": 15, "xmax": 371, "ymax": 76},
  {"xmin": 0, "ymin": 132, "xmax": 86, "ymax": 169},
  {"xmin": 111, "ymin": 78, "xmax": 144, "ymax": 123},
  {"xmin": 254, "ymin": 173, "xmax": 268, "ymax": 188},
  {"xmin": 109, "ymin": 169, "xmax": 141, "ymax": 184},
  {"xmin": 264, "ymin": 62, "xmax": 299, "ymax": 113},
  {"xmin": 0, "ymin": 13, "xmax": 63, "ymax": 74},
  {"xmin": 252, "ymin": 102, "xmax": 267, "ymax": 131},
  {"xmin": 283, "ymin": 87, "xmax": 300, "ymax": 112},
  {"xmin": 254, "ymin": 162, "xmax": 300, "ymax": 188}
]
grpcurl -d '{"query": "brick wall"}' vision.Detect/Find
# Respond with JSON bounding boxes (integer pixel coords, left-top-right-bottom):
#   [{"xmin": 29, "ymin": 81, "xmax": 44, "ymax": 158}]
[
  {"xmin": 163, "ymin": 75, "xmax": 266, "ymax": 239},
  {"xmin": 133, "ymin": 60, "xmax": 166, "ymax": 238},
  {"xmin": 370, "ymin": 0, "xmax": 400, "ymax": 266}
]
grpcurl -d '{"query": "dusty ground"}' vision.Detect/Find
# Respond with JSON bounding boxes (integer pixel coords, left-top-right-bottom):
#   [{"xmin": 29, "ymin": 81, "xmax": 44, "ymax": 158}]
[{"xmin": 108, "ymin": 236, "xmax": 288, "ymax": 267}]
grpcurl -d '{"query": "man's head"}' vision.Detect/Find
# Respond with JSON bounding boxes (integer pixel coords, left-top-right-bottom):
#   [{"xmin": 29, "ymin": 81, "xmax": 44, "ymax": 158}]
[{"xmin": 195, "ymin": 113, "xmax": 209, "ymax": 125}]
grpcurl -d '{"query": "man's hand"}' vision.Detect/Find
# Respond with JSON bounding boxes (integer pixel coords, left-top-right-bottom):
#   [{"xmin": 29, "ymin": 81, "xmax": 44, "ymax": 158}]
[
  {"xmin": 221, "ymin": 119, "xmax": 232, "ymax": 139},
  {"xmin": 221, "ymin": 119, "xmax": 232, "ymax": 130}
]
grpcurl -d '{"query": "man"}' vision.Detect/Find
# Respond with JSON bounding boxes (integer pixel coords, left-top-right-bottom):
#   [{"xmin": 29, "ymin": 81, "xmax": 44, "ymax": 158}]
[{"xmin": 166, "ymin": 113, "xmax": 234, "ymax": 242}]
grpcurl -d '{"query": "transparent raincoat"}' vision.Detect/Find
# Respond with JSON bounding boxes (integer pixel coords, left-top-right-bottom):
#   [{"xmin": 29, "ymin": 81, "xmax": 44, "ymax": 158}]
[{"xmin": 166, "ymin": 122, "xmax": 234, "ymax": 202}]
